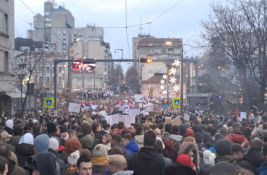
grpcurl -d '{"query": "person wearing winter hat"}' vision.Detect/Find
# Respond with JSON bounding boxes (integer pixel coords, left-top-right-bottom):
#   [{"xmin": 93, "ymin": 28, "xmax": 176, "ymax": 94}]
[
  {"xmin": 121, "ymin": 133, "xmax": 139, "ymax": 159},
  {"xmin": 178, "ymin": 141, "xmax": 200, "ymax": 170},
  {"xmin": 128, "ymin": 130, "xmax": 165, "ymax": 175},
  {"xmin": 225, "ymin": 122, "xmax": 248, "ymax": 146},
  {"xmin": 164, "ymin": 154, "xmax": 197, "ymax": 175},
  {"xmin": 15, "ymin": 133, "xmax": 35, "ymax": 167},
  {"xmin": 5, "ymin": 119, "xmax": 14, "ymax": 135},
  {"xmin": 24, "ymin": 152, "xmax": 58, "ymax": 175},
  {"xmin": 238, "ymin": 138, "xmax": 264, "ymax": 174},
  {"xmin": 214, "ymin": 139, "xmax": 236, "ymax": 164},
  {"xmin": 34, "ymin": 134, "xmax": 49, "ymax": 153},
  {"xmin": 92, "ymin": 144, "xmax": 109, "ymax": 175},
  {"xmin": 108, "ymin": 154, "xmax": 133, "ymax": 175}
]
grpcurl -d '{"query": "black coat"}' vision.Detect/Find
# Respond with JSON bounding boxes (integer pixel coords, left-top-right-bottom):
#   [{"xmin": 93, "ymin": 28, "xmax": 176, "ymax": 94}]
[
  {"xmin": 15, "ymin": 143, "xmax": 35, "ymax": 167},
  {"xmin": 127, "ymin": 147, "xmax": 165, "ymax": 175},
  {"xmin": 238, "ymin": 149, "xmax": 264, "ymax": 173}
]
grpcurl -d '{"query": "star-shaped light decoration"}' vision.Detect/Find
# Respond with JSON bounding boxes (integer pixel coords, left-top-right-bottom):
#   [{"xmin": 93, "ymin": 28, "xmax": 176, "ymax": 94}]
[
  {"xmin": 169, "ymin": 67, "xmax": 177, "ymax": 75},
  {"xmin": 160, "ymin": 85, "xmax": 165, "ymax": 90},
  {"xmin": 160, "ymin": 79, "xmax": 165, "ymax": 84},
  {"xmin": 162, "ymin": 74, "xmax": 167, "ymax": 79},
  {"xmin": 162, "ymin": 90, "xmax": 167, "ymax": 95},
  {"xmin": 169, "ymin": 76, "xmax": 176, "ymax": 84},
  {"xmin": 172, "ymin": 59, "xmax": 181, "ymax": 67},
  {"xmin": 173, "ymin": 85, "xmax": 180, "ymax": 92}
]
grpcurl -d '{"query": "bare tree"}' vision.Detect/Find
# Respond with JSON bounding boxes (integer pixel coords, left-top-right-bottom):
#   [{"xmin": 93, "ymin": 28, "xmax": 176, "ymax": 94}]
[
  {"xmin": 202, "ymin": 0, "xmax": 267, "ymax": 109},
  {"xmin": 125, "ymin": 65, "xmax": 141, "ymax": 94},
  {"xmin": 13, "ymin": 50, "xmax": 43, "ymax": 113}
]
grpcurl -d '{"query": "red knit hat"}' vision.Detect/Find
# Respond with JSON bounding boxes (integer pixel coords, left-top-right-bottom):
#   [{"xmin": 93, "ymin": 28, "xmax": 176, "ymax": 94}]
[
  {"xmin": 186, "ymin": 128, "xmax": 194, "ymax": 137},
  {"xmin": 176, "ymin": 154, "xmax": 196, "ymax": 169}
]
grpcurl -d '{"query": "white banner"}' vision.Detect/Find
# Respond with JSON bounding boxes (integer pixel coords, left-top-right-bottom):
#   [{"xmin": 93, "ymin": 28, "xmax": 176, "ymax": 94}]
[
  {"xmin": 105, "ymin": 114, "xmax": 136, "ymax": 127},
  {"xmin": 68, "ymin": 103, "xmax": 81, "ymax": 113}
]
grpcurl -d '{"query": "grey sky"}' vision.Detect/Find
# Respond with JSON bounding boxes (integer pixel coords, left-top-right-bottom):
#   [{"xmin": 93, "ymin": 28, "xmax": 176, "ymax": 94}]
[{"xmin": 15, "ymin": 0, "xmax": 216, "ymax": 60}]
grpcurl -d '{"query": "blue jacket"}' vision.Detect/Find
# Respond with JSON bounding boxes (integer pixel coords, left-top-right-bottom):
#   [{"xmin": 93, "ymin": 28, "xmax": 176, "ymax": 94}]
[
  {"xmin": 257, "ymin": 161, "xmax": 267, "ymax": 175},
  {"xmin": 125, "ymin": 140, "xmax": 139, "ymax": 158}
]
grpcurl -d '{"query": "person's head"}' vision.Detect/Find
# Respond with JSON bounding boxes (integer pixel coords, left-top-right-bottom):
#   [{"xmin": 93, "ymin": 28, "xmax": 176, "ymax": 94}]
[
  {"xmin": 250, "ymin": 138, "xmax": 264, "ymax": 151},
  {"xmin": 215, "ymin": 139, "xmax": 232, "ymax": 156},
  {"xmin": 0, "ymin": 144, "xmax": 11, "ymax": 159},
  {"xmin": 47, "ymin": 122, "xmax": 57, "ymax": 135},
  {"xmin": 92, "ymin": 122, "xmax": 101, "ymax": 133},
  {"xmin": 64, "ymin": 139, "xmax": 82, "ymax": 156},
  {"xmin": 165, "ymin": 124, "xmax": 172, "ymax": 134},
  {"xmin": 82, "ymin": 123, "xmax": 92, "ymax": 136},
  {"xmin": 108, "ymin": 154, "xmax": 127, "ymax": 174},
  {"xmin": 0, "ymin": 155, "xmax": 8, "ymax": 175},
  {"xmin": 102, "ymin": 123, "xmax": 111, "ymax": 132},
  {"xmin": 48, "ymin": 137, "xmax": 59, "ymax": 152},
  {"xmin": 0, "ymin": 131, "xmax": 11, "ymax": 144},
  {"xmin": 76, "ymin": 155, "xmax": 92, "ymax": 175},
  {"xmin": 172, "ymin": 125, "xmax": 180, "ymax": 135},
  {"xmin": 33, "ymin": 123, "xmax": 42, "ymax": 137},
  {"xmin": 144, "ymin": 130, "xmax": 156, "ymax": 148},
  {"xmin": 121, "ymin": 133, "xmax": 132, "ymax": 147},
  {"xmin": 128, "ymin": 125, "xmax": 136, "ymax": 135},
  {"xmin": 26, "ymin": 152, "xmax": 58, "ymax": 175},
  {"xmin": 154, "ymin": 138, "xmax": 165, "ymax": 153},
  {"xmin": 118, "ymin": 122, "xmax": 125, "ymax": 129},
  {"xmin": 232, "ymin": 143, "xmax": 245, "ymax": 161},
  {"xmin": 34, "ymin": 134, "xmax": 49, "ymax": 153},
  {"xmin": 232, "ymin": 122, "xmax": 242, "ymax": 134},
  {"xmin": 111, "ymin": 124, "xmax": 118, "ymax": 135}
]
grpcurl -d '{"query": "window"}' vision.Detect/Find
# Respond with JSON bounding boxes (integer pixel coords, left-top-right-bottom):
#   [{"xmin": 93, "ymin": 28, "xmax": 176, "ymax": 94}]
[
  {"xmin": 46, "ymin": 77, "xmax": 50, "ymax": 83},
  {"xmin": 59, "ymin": 76, "xmax": 62, "ymax": 83},
  {"xmin": 58, "ymin": 66, "xmax": 62, "ymax": 73},
  {"xmin": 4, "ymin": 51, "xmax": 8, "ymax": 72},
  {"xmin": 4, "ymin": 14, "xmax": 8, "ymax": 34},
  {"xmin": 46, "ymin": 67, "xmax": 49, "ymax": 73}
]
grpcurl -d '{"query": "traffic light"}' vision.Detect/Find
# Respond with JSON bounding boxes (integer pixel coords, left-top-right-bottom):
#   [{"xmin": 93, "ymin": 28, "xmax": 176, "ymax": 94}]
[{"xmin": 140, "ymin": 57, "xmax": 153, "ymax": 63}]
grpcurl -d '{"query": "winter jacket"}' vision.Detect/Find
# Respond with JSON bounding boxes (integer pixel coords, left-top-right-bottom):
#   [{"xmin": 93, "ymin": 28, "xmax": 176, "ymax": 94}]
[
  {"xmin": 257, "ymin": 161, "xmax": 267, "ymax": 175},
  {"xmin": 124, "ymin": 140, "xmax": 139, "ymax": 158},
  {"xmin": 128, "ymin": 147, "xmax": 165, "ymax": 175},
  {"xmin": 7, "ymin": 159, "xmax": 27, "ymax": 175},
  {"xmin": 215, "ymin": 155, "xmax": 236, "ymax": 165},
  {"xmin": 238, "ymin": 149, "xmax": 264, "ymax": 174},
  {"xmin": 113, "ymin": 171, "xmax": 134, "ymax": 175},
  {"xmin": 15, "ymin": 143, "xmax": 35, "ymax": 167},
  {"xmin": 224, "ymin": 133, "xmax": 248, "ymax": 145}
]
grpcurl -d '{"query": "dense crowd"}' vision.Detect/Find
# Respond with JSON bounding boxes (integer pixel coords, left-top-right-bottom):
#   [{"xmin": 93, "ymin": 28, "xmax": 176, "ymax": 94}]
[{"xmin": 0, "ymin": 108, "xmax": 266, "ymax": 175}]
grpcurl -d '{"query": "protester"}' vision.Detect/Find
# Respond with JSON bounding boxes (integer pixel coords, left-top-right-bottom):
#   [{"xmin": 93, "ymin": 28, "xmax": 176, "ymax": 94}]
[
  {"xmin": 121, "ymin": 133, "xmax": 139, "ymax": 159},
  {"xmin": 127, "ymin": 130, "xmax": 165, "ymax": 175}
]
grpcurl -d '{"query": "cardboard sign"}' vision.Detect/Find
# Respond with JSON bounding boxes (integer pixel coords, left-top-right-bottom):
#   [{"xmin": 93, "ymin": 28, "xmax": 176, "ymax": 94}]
[
  {"xmin": 183, "ymin": 114, "xmax": 190, "ymax": 121},
  {"xmin": 173, "ymin": 117, "xmax": 181, "ymax": 126},
  {"xmin": 165, "ymin": 117, "xmax": 172, "ymax": 125},
  {"xmin": 105, "ymin": 114, "xmax": 136, "ymax": 127}
]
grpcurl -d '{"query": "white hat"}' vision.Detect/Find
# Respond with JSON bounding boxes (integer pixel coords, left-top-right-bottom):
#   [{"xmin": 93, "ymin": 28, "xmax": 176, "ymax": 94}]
[
  {"xmin": 5, "ymin": 119, "xmax": 14, "ymax": 129},
  {"xmin": 68, "ymin": 150, "xmax": 80, "ymax": 166},
  {"xmin": 49, "ymin": 137, "xmax": 59, "ymax": 151},
  {"xmin": 19, "ymin": 133, "xmax": 34, "ymax": 145}
]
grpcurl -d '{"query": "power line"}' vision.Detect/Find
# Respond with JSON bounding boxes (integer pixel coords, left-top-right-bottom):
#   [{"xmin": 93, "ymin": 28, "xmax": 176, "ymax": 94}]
[
  {"xmin": 151, "ymin": 0, "xmax": 184, "ymax": 23},
  {"xmin": 125, "ymin": 0, "xmax": 131, "ymax": 59}
]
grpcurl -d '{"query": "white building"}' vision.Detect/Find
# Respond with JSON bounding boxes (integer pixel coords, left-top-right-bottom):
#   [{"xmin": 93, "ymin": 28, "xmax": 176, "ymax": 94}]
[{"xmin": 0, "ymin": 0, "xmax": 17, "ymax": 116}]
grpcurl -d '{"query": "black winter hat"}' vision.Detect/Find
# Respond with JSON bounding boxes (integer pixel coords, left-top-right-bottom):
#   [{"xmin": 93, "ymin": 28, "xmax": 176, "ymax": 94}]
[{"xmin": 215, "ymin": 139, "xmax": 232, "ymax": 156}]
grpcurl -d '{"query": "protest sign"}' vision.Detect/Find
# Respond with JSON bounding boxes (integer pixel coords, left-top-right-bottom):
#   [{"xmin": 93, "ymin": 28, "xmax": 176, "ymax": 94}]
[{"xmin": 68, "ymin": 103, "xmax": 81, "ymax": 113}]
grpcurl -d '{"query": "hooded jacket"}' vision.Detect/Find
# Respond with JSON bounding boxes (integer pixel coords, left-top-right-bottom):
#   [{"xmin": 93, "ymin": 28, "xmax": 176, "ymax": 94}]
[
  {"xmin": 238, "ymin": 148, "xmax": 264, "ymax": 173},
  {"xmin": 124, "ymin": 140, "xmax": 139, "ymax": 158},
  {"xmin": 32, "ymin": 152, "xmax": 58, "ymax": 175},
  {"xmin": 15, "ymin": 143, "xmax": 35, "ymax": 167},
  {"xmin": 127, "ymin": 147, "xmax": 165, "ymax": 175}
]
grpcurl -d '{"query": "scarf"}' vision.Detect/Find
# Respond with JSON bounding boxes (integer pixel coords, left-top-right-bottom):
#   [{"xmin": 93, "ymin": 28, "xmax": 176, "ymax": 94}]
[{"xmin": 92, "ymin": 156, "xmax": 109, "ymax": 166}]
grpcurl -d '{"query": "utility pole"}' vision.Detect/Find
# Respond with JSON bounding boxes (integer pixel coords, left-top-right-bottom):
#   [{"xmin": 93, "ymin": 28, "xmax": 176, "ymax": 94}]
[{"xmin": 180, "ymin": 42, "xmax": 184, "ymax": 110}]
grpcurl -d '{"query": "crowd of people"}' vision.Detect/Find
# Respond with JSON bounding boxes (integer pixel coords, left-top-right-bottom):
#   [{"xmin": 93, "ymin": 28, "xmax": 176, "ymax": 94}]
[{"xmin": 0, "ymin": 104, "xmax": 267, "ymax": 175}]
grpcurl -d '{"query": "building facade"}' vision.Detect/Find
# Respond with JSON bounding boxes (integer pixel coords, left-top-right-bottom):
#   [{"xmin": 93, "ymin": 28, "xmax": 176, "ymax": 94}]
[{"xmin": 0, "ymin": 0, "xmax": 17, "ymax": 116}]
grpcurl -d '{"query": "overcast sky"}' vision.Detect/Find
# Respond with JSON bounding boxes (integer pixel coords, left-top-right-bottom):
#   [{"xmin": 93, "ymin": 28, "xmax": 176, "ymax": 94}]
[{"xmin": 15, "ymin": 0, "xmax": 217, "ymax": 61}]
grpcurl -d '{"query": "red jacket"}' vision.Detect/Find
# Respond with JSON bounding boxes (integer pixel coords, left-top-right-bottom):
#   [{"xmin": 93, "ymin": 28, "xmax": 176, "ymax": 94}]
[{"xmin": 224, "ymin": 133, "xmax": 248, "ymax": 146}]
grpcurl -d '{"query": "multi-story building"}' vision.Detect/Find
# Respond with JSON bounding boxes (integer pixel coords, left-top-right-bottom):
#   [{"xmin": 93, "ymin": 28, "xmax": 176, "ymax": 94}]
[
  {"xmin": 133, "ymin": 35, "xmax": 198, "ymax": 98},
  {"xmin": 27, "ymin": 1, "xmax": 111, "ymax": 91},
  {"xmin": 132, "ymin": 34, "xmax": 183, "ymax": 81},
  {"xmin": 0, "ymin": 0, "xmax": 17, "ymax": 116},
  {"xmin": 69, "ymin": 38, "xmax": 112, "ymax": 91}
]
